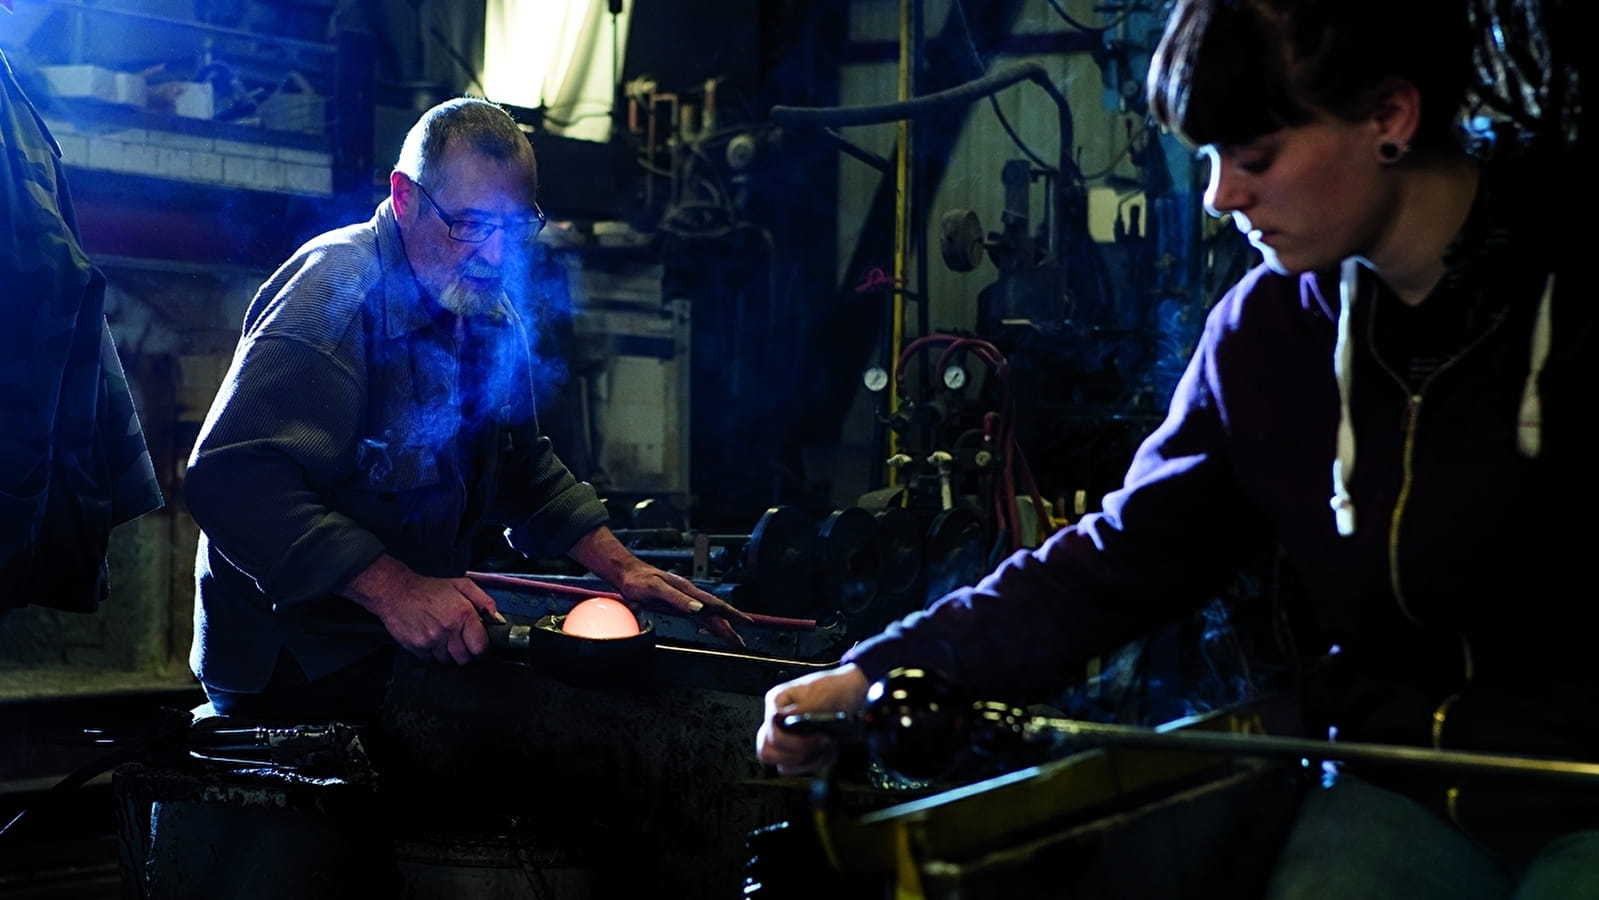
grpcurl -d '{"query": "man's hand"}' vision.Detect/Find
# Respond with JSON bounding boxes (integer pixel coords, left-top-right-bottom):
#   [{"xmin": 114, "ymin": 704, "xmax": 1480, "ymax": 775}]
[
  {"xmin": 756, "ymin": 664, "xmax": 870, "ymax": 775},
  {"xmin": 342, "ymin": 554, "xmax": 505, "ymax": 664},
  {"xmin": 568, "ymin": 526, "xmax": 753, "ymax": 648},
  {"xmin": 613, "ymin": 565, "xmax": 753, "ymax": 648}
]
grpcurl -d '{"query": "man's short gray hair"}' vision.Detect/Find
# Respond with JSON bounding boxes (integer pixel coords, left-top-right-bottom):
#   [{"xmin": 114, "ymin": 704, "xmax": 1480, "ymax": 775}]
[{"xmin": 394, "ymin": 97, "xmax": 535, "ymax": 191}]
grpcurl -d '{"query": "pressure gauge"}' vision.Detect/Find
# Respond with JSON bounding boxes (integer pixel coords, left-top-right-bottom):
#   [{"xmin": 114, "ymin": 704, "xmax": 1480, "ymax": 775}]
[
  {"xmin": 942, "ymin": 364, "xmax": 967, "ymax": 391},
  {"xmin": 863, "ymin": 366, "xmax": 890, "ymax": 393}
]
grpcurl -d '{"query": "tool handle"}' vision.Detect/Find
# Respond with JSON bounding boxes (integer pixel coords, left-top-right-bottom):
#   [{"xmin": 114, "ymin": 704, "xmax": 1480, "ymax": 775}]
[
  {"xmin": 780, "ymin": 711, "xmax": 863, "ymax": 739},
  {"xmin": 481, "ymin": 619, "xmax": 530, "ymax": 652}
]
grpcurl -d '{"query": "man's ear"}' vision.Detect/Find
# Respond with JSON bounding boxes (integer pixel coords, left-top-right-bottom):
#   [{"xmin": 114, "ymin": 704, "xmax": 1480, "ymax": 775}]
[{"xmin": 390, "ymin": 171, "xmax": 414, "ymax": 217}]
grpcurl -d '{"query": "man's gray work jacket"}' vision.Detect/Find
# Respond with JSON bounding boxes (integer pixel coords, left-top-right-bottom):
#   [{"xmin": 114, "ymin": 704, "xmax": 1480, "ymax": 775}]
[{"xmin": 186, "ymin": 199, "xmax": 606, "ymax": 694}]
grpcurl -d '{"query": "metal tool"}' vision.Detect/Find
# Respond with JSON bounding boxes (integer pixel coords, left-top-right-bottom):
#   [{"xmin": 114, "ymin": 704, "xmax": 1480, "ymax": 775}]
[{"xmin": 786, "ymin": 667, "xmax": 1599, "ymax": 785}]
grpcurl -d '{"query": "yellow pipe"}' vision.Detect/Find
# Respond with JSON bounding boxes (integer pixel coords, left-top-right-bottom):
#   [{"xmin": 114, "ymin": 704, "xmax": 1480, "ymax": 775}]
[{"xmin": 889, "ymin": 0, "xmax": 912, "ymax": 485}]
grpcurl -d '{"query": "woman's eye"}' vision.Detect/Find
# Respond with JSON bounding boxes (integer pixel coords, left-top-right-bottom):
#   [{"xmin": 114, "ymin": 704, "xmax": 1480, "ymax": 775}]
[{"xmin": 1239, "ymin": 156, "xmax": 1272, "ymax": 174}]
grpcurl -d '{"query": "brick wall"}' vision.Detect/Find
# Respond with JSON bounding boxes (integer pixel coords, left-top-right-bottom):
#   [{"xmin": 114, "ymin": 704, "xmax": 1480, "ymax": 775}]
[{"xmin": 44, "ymin": 116, "xmax": 334, "ymax": 197}]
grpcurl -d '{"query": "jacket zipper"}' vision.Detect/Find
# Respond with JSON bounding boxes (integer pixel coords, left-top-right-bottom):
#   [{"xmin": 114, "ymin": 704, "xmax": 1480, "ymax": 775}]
[
  {"xmin": 1368, "ymin": 290, "xmax": 1511, "ymax": 831},
  {"xmin": 1374, "ymin": 306, "xmax": 1505, "ymax": 645},
  {"xmin": 1387, "ymin": 391, "xmax": 1425, "ymax": 627}
]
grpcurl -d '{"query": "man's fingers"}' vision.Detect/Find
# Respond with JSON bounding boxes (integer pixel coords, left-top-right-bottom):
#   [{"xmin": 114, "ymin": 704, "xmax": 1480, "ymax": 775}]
[
  {"xmin": 673, "ymin": 576, "xmax": 754, "ymax": 625},
  {"xmin": 446, "ymin": 629, "xmax": 473, "ymax": 665},
  {"xmin": 704, "ymin": 596, "xmax": 754, "ymax": 625},
  {"xmin": 431, "ymin": 638, "xmax": 454, "ymax": 664},
  {"xmin": 705, "ymin": 615, "xmax": 747, "ymax": 648},
  {"xmin": 464, "ymin": 616, "xmax": 490, "ymax": 657},
  {"xmin": 461, "ymin": 577, "xmax": 506, "ymax": 623}
]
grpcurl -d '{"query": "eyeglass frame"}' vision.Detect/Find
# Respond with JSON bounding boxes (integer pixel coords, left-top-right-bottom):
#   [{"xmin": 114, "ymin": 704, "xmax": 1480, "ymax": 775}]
[{"xmin": 411, "ymin": 179, "xmax": 546, "ymax": 243}]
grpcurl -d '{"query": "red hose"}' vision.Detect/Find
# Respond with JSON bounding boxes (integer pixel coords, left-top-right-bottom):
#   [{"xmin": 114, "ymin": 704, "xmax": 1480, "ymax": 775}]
[{"xmin": 466, "ymin": 571, "xmax": 817, "ymax": 630}]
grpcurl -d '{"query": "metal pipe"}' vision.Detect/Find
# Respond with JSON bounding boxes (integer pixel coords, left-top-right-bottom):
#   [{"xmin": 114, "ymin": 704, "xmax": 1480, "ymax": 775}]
[
  {"xmin": 1021, "ymin": 714, "xmax": 1599, "ymax": 786},
  {"xmin": 769, "ymin": 61, "xmax": 1077, "ymax": 282}
]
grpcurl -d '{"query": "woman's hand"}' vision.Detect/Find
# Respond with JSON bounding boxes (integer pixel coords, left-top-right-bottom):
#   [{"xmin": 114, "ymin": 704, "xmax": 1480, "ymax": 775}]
[{"xmin": 756, "ymin": 664, "xmax": 870, "ymax": 775}]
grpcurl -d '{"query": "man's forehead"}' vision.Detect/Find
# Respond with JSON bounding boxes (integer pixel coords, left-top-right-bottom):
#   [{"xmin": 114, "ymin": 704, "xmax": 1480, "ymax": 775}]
[
  {"xmin": 440, "ymin": 135, "xmax": 534, "ymax": 170},
  {"xmin": 434, "ymin": 164, "xmax": 537, "ymax": 211},
  {"xmin": 439, "ymin": 141, "xmax": 535, "ymax": 178}
]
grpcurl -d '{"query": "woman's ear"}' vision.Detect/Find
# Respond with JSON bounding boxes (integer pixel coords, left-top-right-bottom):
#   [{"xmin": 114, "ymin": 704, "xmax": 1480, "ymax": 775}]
[{"xmin": 1371, "ymin": 78, "xmax": 1423, "ymax": 157}]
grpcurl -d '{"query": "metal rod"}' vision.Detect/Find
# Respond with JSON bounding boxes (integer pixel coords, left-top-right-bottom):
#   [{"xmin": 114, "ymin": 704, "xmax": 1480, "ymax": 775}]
[
  {"xmin": 630, "ymin": 547, "xmax": 729, "ymax": 565},
  {"xmin": 468, "ymin": 570, "xmax": 818, "ymax": 630},
  {"xmin": 468, "ymin": 571, "xmax": 625, "ymax": 601},
  {"xmin": 654, "ymin": 643, "xmax": 837, "ymax": 670},
  {"xmin": 1028, "ymin": 716, "xmax": 1599, "ymax": 785}
]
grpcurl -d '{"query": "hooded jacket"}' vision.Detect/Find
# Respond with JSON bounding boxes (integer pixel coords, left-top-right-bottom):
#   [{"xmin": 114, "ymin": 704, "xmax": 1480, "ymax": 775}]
[{"xmin": 846, "ymin": 159, "xmax": 1594, "ymax": 849}]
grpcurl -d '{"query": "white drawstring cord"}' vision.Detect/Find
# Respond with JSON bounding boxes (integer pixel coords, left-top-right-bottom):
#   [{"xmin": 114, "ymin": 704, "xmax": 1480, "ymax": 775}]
[
  {"xmin": 1330, "ymin": 257, "xmax": 1361, "ymax": 537},
  {"xmin": 1516, "ymin": 274, "xmax": 1554, "ymax": 458}
]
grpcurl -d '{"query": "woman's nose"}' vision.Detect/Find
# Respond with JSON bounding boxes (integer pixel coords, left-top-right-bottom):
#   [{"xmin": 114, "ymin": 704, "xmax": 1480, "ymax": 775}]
[{"xmin": 1204, "ymin": 161, "xmax": 1247, "ymax": 218}]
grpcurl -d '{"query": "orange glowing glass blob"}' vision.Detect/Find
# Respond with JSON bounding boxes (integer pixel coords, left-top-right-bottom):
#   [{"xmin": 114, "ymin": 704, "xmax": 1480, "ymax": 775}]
[{"xmin": 561, "ymin": 597, "xmax": 641, "ymax": 639}]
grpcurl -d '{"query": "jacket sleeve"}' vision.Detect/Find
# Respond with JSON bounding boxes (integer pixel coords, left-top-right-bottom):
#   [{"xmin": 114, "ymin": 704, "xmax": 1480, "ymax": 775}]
[
  {"xmin": 480, "ymin": 307, "xmax": 609, "ymax": 561},
  {"xmin": 2, "ymin": 50, "xmax": 163, "ymax": 611},
  {"xmin": 184, "ymin": 330, "xmax": 387, "ymax": 606},
  {"xmin": 497, "ymin": 428, "xmax": 609, "ymax": 560},
  {"xmin": 845, "ymin": 292, "xmax": 1273, "ymax": 703}
]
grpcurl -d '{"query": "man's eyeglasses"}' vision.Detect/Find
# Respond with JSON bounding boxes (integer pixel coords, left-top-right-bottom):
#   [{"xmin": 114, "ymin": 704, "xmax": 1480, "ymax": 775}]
[{"xmin": 412, "ymin": 180, "xmax": 546, "ymax": 243}]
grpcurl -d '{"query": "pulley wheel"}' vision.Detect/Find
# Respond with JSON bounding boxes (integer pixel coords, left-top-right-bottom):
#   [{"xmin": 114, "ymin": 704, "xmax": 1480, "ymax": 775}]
[
  {"xmin": 874, "ymin": 507, "xmax": 924, "ymax": 597},
  {"xmin": 746, "ymin": 506, "xmax": 816, "ymax": 617},
  {"xmin": 939, "ymin": 208, "xmax": 986, "ymax": 273},
  {"xmin": 923, "ymin": 507, "xmax": 989, "ymax": 607},
  {"xmin": 817, "ymin": 507, "xmax": 883, "ymax": 630}
]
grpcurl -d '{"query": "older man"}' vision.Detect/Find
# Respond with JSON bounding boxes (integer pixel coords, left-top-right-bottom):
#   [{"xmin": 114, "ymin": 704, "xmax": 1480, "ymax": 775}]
[{"xmin": 186, "ymin": 97, "xmax": 745, "ymax": 722}]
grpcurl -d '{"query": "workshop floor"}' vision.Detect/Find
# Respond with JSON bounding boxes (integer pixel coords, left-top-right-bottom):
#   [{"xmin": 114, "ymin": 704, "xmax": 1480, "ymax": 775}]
[
  {"xmin": 0, "ymin": 785, "xmax": 124, "ymax": 898},
  {"xmin": 1, "ymin": 678, "xmax": 206, "ymax": 900}
]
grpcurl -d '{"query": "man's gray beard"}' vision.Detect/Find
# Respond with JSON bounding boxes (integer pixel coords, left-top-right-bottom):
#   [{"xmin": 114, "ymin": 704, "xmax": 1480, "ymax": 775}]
[{"xmin": 439, "ymin": 279, "xmax": 505, "ymax": 317}]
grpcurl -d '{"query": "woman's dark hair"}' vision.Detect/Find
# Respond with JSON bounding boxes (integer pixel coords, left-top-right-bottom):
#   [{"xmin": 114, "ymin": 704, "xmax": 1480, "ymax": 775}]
[{"xmin": 1148, "ymin": 0, "xmax": 1475, "ymax": 152}]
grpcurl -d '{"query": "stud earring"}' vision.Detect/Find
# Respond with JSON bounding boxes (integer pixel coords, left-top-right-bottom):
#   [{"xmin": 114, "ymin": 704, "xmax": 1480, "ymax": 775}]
[{"xmin": 1378, "ymin": 141, "xmax": 1407, "ymax": 162}]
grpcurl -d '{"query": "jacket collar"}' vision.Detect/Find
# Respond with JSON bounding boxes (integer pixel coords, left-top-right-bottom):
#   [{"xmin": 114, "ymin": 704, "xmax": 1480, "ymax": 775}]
[{"xmin": 373, "ymin": 198, "xmax": 439, "ymax": 339}]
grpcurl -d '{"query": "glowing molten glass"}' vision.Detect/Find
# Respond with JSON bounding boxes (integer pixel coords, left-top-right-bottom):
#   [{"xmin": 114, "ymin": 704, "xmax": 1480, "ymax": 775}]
[{"xmin": 561, "ymin": 597, "xmax": 641, "ymax": 639}]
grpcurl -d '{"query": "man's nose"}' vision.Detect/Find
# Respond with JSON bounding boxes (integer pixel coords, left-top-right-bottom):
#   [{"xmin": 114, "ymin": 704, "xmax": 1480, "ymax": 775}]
[{"xmin": 472, "ymin": 227, "xmax": 508, "ymax": 266}]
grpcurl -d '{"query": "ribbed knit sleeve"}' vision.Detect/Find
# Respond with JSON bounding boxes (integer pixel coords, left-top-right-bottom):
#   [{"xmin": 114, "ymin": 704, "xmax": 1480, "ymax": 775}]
[
  {"xmin": 185, "ymin": 329, "xmax": 386, "ymax": 607},
  {"xmin": 499, "ymin": 432, "xmax": 608, "ymax": 559}
]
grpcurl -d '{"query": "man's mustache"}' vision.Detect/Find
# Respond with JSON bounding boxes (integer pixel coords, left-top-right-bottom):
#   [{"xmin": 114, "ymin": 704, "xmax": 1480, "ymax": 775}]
[{"xmin": 461, "ymin": 261, "xmax": 500, "ymax": 281}]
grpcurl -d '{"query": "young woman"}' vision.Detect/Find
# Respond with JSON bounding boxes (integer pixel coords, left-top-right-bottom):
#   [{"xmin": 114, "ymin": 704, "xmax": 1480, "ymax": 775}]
[{"xmin": 758, "ymin": 1, "xmax": 1591, "ymax": 896}]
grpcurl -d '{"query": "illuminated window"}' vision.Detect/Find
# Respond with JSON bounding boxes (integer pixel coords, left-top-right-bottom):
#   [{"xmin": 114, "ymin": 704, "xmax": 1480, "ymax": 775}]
[{"xmin": 481, "ymin": 0, "xmax": 629, "ymax": 143}]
